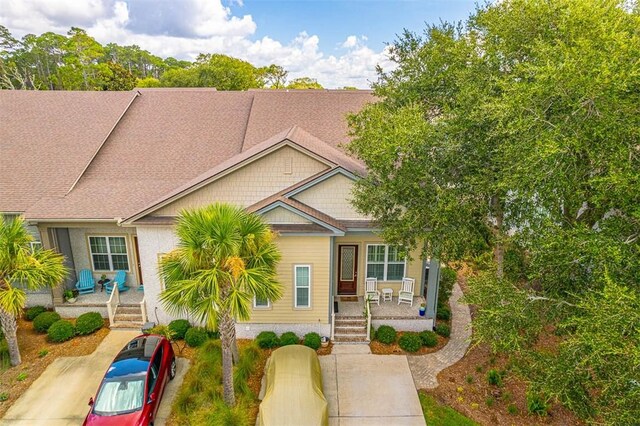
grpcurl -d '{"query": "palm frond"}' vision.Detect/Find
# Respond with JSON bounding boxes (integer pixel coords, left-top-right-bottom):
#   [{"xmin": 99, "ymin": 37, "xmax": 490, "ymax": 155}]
[{"xmin": 0, "ymin": 285, "xmax": 26, "ymax": 316}]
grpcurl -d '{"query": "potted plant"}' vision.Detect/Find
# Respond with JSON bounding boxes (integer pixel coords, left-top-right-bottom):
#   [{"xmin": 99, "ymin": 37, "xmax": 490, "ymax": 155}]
[
  {"xmin": 321, "ymin": 336, "xmax": 329, "ymax": 348},
  {"xmin": 419, "ymin": 302, "xmax": 426, "ymax": 317},
  {"xmin": 98, "ymin": 274, "xmax": 108, "ymax": 284},
  {"xmin": 64, "ymin": 289, "xmax": 77, "ymax": 304}
]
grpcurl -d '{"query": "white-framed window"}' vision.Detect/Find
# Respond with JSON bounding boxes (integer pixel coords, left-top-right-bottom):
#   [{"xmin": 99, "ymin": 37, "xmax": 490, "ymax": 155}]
[
  {"xmin": 30, "ymin": 241, "xmax": 43, "ymax": 253},
  {"xmin": 254, "ymin": 297, "xmax": 271, "ymax": 309},
  {"xmin": 88, "ymin": 236, "xmax": 129, "ymax": 271},
  {"xmin": 366, "ymin": 244, "xmax": 405, "ymax": 281},
  {"xmin": 294, "ymin": 265, "xmax": 311, "ymax": 308}
]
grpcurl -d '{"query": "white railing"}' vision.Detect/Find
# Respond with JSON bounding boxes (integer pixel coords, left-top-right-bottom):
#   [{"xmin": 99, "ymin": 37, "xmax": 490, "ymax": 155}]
[
  {"xmin": 106, "ymin": 285, "xmax": 120, "ymax": 326},
  {"xmin": 330, "ymin": 312, "xmax": 335, "ymax": 341},
  {"xmin": 365, "ymin": 297, "xmax": 372, "ymax": 341},
  {"xmin": 140, "ymin": 297, "xmax": 147, "ymax": 323}
]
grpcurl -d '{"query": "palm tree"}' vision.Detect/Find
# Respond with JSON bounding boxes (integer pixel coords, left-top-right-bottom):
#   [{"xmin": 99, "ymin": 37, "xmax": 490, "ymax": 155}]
[
  {"xmin": 159, "ymin": 203, "xmax": 282, "ymax": 406},
  {"xmin": 0, "ymin": 216, "xmax": 67, "ymax": 366}
]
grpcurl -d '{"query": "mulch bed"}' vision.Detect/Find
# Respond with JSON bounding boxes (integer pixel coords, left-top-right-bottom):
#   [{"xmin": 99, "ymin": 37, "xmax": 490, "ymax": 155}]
[
  {"xmin": 370, "ymin": 331, "xmax": 448, "ymax": 355},
  {"xmin": 0, "ymin": 317, "xmax": 110, "ymax": 418}
]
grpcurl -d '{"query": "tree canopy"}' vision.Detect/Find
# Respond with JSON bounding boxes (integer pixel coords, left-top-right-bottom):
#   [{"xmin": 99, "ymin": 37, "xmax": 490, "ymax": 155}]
[{"xmin": 347, "ymin": 0, "xmax": 640, "ymax": 423}]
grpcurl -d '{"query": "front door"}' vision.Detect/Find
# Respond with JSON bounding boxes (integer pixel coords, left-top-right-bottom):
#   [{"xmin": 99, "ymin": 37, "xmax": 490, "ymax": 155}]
[{"xmin": 337, "ymin": 245, "xmax": 358, "ymax": 295}]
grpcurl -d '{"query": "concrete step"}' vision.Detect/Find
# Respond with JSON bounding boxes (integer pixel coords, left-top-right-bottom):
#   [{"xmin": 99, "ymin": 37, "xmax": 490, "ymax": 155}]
[
  {"xmin": 110, "ymin": 321, "xmax": 144, "ymax": 330},
  {"xmin": 335, "ymin": 315, "xmax": 364, "ymax": 320},
  {"xmin": 116, "ymin": 306, "xmax": 141, "ymax": 315},
  {"xmin": 114, "ymin": 313, "xmax": 143, "ymax": 322},
  {"xmin": 334, "ymin": 326, "xmax": 367, "ymax": 335},
  {"xmin": 333, "ymin": 334, "xmax": 368, "ymax": 343},
  {"xmin": 334, "ymin": 319, "xmax": 367, "ymax": 327}
]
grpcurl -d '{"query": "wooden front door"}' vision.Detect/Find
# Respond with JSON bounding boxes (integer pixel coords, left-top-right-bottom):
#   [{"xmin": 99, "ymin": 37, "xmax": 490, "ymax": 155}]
[{"xmin": 337, "ymin": 245, "xmax": 358, "ymax": 294}]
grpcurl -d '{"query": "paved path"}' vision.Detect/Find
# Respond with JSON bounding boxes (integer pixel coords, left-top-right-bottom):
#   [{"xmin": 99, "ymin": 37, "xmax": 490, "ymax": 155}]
[
  {"xmin": 2, "ymin": 330, "xmax": 189, "ymax": 426},
  {"xmin": 407, "ymin": 283, "xmax": 472, "ymax": 389}
]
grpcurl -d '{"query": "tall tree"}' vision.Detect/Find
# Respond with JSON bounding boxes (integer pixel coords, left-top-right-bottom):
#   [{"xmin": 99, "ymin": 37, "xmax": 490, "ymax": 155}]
[
  {"xmin": 160, "ymin": 54, "xmax": 264, "ymax": 90},
  {"xmin": 0, "ymin": 216, "xmax": 67, "ymax": 366},
  {"xmin": 286, "ymin": 77, "xmax": 323, "ymax": 89},
  {"xmin": 159, "ymin": 203, "xmax": 282, "ymax": 406}
]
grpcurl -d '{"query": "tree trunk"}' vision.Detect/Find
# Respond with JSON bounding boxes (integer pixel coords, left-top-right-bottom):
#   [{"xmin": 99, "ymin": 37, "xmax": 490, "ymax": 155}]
[
  {"xmin": 219, "ymin": 311, "xmax": 236, "ymax": 406},
  {"xmin": 0, "ymin": 309, "xmax": 21, "ymax": 366},
  {"xmin": 490, "ymin": 195, "xmax": 505, "ymax": 279},
  {"xmin": 230, "ymin": 321, "xmax": 239, "ymax": 365}
]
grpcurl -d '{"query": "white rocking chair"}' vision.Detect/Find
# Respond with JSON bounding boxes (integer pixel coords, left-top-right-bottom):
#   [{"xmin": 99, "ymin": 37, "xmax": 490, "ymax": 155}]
[
  {"xmin": 365, "ymin": 277, "xmax": 380, "ymax": 305},
  {"xmin": 398, "ymin": 277, "xmax": 415, "ymax": 306}
]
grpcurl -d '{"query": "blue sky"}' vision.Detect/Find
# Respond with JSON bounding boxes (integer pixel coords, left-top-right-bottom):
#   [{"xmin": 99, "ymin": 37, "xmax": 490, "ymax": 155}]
[{"xmin": 1, "ymin": 0, "xmax": 479, "ymax": 88}]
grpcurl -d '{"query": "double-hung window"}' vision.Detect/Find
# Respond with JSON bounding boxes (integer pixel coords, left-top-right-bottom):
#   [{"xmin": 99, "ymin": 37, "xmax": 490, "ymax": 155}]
[
  {"xmin": 294, "ymin": 265, "xmax": 311, "ymax": 308},
  {"xmin": 366, "ymin": 244, "xmax": 405, "ymax": 281},
  {"xmin": 254, "ymin": 297, "xmax": 270, "ymax": 309},
  {"xmin": 89, "ymin": 236, "xmax": 129, "ymax": 271}
]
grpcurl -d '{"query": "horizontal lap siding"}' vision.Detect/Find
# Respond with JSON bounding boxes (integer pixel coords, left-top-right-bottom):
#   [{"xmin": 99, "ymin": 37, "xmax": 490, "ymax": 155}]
[
  {"xmin": 292, "ymin": 173, "xmax": 371, "ymax": 220},
  {"xmin": 246, "ymin": 235, "xmax": 331, "ymax": 324}
]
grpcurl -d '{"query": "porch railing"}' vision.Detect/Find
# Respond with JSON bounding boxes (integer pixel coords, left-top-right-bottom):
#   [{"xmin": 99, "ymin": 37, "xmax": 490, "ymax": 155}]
[
  {"xmin": 140, "ymin": 297, "xmax": 147, "ymax": 323},
  {"xmin": 365, "ymin": 296, "xmax": 372, "ymax": 342},
  {"xmin": 330, "ymin": 312, "xmax": 335, "ymax": 341},
  {"xmin": 106, "ymin": 285, "xmax": 120, "ymax": 326}
]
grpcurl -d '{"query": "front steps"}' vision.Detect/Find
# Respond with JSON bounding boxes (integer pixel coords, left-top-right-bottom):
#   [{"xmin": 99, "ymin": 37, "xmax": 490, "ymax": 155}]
[
  {"xmin": 333, "ymin": 316, "xmax": 368, "ymax": 343},
  {"xmin": 111, "ymin": 304, "xmax": 144, "ymax": 330}
]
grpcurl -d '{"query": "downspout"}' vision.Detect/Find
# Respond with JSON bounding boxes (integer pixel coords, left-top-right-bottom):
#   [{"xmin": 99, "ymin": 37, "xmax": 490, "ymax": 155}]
[{"xmin": 329, "ymin": 236, "xmax": 335, "ymax": 340}]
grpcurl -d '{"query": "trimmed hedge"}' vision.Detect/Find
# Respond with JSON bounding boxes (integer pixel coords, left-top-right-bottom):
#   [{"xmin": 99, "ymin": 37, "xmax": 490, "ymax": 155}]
[
  {"xmin": 303, "ymin": 332, "xmax": 321, "ymax": 350},
  {"xmin": 33, "ymin": 312, "xmax": 61, "ymax": 333},
  {"xmin": 436, "ymin": 306, "xmax": 451, "ymax": 321},
  {"xmin": 376, "ymin": 325, "xmax": 397, "ymax": 344},
  {"xmin": 169, "ymin": 319, "xmax": 192, "ymax": 340},
  {"xmin": 75, "ymin": 312, "xmax": 104, "ymax": 335},
  {"xmin": 398, "ymin": 332, "xmax": 422, "ymax": 353},
  {"xmin": 256, "ymin": 331, "xmax": 280, "ymax": 349},
  {"xmin": 435, "ymin": 323, "xmax": 451, "ymax": 338},
  {"xmin": 47, "ymin": 320, "xmax": 75, "ymax": 342},
  {"xmin": 185, "ymin": 327, "xmax": 208, "ymax": 347},
  {"xmin": 419, "ymin": 330, "xmax": 438, "ymax": 347},
  {"xmin": 25, "ymin": 306, "xmax": 47, "ymax": 321},
  {"xmin": 279, "ymin": 332, "xmax": 299, "ymax": 346}
]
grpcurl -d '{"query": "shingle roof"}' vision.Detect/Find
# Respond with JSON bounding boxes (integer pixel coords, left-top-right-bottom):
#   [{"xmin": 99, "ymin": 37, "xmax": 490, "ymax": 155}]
[{"xmin": 0, "ymin": 89, "xmax": 373, "ymax": 220}]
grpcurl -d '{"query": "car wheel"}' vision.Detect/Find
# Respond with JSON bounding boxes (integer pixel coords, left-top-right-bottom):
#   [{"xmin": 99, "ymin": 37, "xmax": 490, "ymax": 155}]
[{"xmin": 169, "ymin": 357, "xmax": 176, "ymax": 380}]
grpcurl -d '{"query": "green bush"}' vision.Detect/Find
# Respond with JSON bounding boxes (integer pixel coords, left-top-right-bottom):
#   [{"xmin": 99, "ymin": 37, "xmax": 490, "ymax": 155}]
[
  {"xmin": 487, "ymin": 369, "xmax": 502, "ymax": 386},
  {"xmin": 169, "ymin": 319, "xmax": 192, "ymax": 340},
  {"xmin": 436, "ymin": 306, "xmax": 451, "ymax": 321},
  {"xmin": 419, "ymin": 330, "xmax": 438, "ymax": 347},
  {"xmin": 376, "ymin": 325, "xmax": 397, "ymax": 344},
  {"xmin": 47, "ymin": 320, "xmax": 75, "ymax": 342},
  {"xmin": 33, "ymin": 312, "xmax": 61, "ymax": 333},
  {"xmin": 303, "ymin": 332, "xmax": 322, "ymax": 350},
  {"xmin": 185, "ymin": 327, "xmax": 208, "ymax": 347},
  {"xmin": 148, "ymin": 324, "xmax": 172, "ymax": 339},
  {"xmin": 526, "ymin": 391, "xmax": 549, "ymax": 416},
  {"xmin": 256, "ymin": 331, "xmax": 280, "ymax": 349},
  {"xmin": 438, "ymin": 267, "xmax": 457, "ymax": 306},
  {"xmin": 25, "ymin": 306, "xmax": 46, "ymax": 321},
  {"xmin": 435, "ymin": 323, "xmax": 451, "ymax": 338},
  {"xmin": 279, "ymin": 332, "xmax": 299, "ymax": 346},
  {"xmin": 507, "ymin": 404, "xmax": 518, "ymax": 415},
  {"xmin": 75, "ymin": 312, "xmax": 104, "ymax": 335},
  {"xmin": 398, "ymin": 332, "xmax": 422, "ymax": 352}
]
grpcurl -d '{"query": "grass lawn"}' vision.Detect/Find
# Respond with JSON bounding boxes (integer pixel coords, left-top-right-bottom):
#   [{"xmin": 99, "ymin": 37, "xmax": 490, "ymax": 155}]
[{"xmin": 419, "ymin": 391, "xmax": 479, "ymax": 426}]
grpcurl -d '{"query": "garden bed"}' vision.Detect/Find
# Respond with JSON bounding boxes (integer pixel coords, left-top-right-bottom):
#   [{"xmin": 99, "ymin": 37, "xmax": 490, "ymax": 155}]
[{"xmin": 370, "ymin": 331, "xmax": 448, "ymax": 355}]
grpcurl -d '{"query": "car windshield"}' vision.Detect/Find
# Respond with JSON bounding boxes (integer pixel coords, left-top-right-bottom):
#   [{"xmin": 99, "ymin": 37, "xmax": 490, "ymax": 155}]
[{"xmin": 93, "ymin": 376, "xmax": 145, "ymax": 416}]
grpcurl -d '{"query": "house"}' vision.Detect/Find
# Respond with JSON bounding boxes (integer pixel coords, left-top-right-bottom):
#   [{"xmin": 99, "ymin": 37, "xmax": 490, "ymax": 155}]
[{"xmin": 0, "ymin": 88, "xmax": 441, "ymax": 339}]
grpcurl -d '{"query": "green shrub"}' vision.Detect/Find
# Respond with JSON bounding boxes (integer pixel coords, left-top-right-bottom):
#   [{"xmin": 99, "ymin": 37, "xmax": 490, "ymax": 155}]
[
  {"xmin": 16, "ymin": 372, "xmax": 28, "ymax": 381},
  {"xmin": 376, "ymin": 325, "xmax": 397, "ymax": 344},
  {"xmin": 487, "ymin": 369, "xmax": 502, "ymax": 386},
  {"xmin": 33, "ymin": 312, "xmax": 61, "ymax": 333},
  {"xmin": 436, "ymin": 306, "xmax": 451, "ymax": 321},
  {"xmin": 25, "ymin": 306, "xmax": 46, "ymax": 321},
  {"xmin": 279, "ymin": 331, "xmax": 299, "ymax": 346},
  {"xmin": 465, "ymin": 375, "xmax": 474, "ymax": 384},
  {"xmin": 148, "ymin": 324, "xmax": 173, "ymax": 339},
  {"xmin": 303, "ymin": 332, "xmax": 321, "ymax": 350},
  {"xmin": 38, "ymin": 349, "xmax": 49, "ymax": 358},
  {"xmin": 256, "ymin": 331, "xmax": 280, "ymax": 349},
  {"xmin": 168, "ymin": 319, "xmax": 192, "ymax": 340},
  {"xmin": 526, "ymin": 391, "xmax": 549, "ymax": 416},
  {"xmin": 435, "ymin": 323, "xmax": 451, "ymax": 338},
  {"xmin": 438, "ymin": 267, "xmax": 457, "ymax": 306},
  {"xmin": 207, "ymin": 330, "xmax": 220, "ymax": 339},
  {"xmin": 0, "ymin": 392, "xmax": 8, "ymax": 402},
  {"xmin": 419, "ymin": 330, "xmax": 438, "ymax": 347},
  {"xmin": 485, "ymin": 396, "xmax": 495, "ymax": 407},
  {"xmin": 398, "ymin": 332, "xmax": 422, "ymax": 352},
  {"xmin": 185, "ymin": 327, "xmax": 208, "ymax": 347},
  {"xmin": 75, "ymin": 312, "xmax": 103, "ymax": 335},
  {"xmin": 507, "ymin": 404, "xmax": 518, "ymax": 415},
  {"xmin": 47, "ymin": 320, "xmax": 75, "ymax": 342}
]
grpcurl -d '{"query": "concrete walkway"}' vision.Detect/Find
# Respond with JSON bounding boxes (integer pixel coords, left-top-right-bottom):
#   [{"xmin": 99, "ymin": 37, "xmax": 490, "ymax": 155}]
[
  {"xmin": 407, "ymin": 283, "xmax": 472, "ymax": 389},
  {"xmin": 2, "ymin": 330, "xmax": 189, "ymax": 426},
  {"xmin": 320, "ymin": 345, "xmax": 425, "ymax": 426}
]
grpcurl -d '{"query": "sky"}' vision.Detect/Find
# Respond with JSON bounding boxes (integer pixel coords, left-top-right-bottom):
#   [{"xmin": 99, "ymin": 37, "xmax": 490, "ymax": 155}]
[{"xmin": 0, "ymin": 0, "xmax": 478, "ymax": 88}]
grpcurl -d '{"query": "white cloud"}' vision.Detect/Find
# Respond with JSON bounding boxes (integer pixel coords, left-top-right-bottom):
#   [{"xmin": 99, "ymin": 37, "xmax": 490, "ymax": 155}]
[{"xmin": 0, "ymin": 0, "xmax": 393, "ymax": 88}]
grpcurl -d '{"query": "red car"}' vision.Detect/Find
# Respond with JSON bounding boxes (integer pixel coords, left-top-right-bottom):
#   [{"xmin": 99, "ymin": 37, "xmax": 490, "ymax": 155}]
[{"xmin": 84, "ymin": 334, "xmax": 176, "ymax": 426}]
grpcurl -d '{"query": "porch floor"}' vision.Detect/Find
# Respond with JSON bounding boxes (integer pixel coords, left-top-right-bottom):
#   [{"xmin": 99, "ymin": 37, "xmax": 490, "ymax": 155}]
[
  {"xmin": 62, "ymin": 288, "xmax": 144, "ymax": 306},
  {"xmin": 335, "ymin": 296, "xmax": 427, "ymax": 319}
]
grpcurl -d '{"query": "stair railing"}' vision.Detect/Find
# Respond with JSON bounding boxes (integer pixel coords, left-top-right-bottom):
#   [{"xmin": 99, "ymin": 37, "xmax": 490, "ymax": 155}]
[
  {"xmin": 106, "ymin": 285, "xmax": 120, "ymax": 327},
  {"xmin": 365, "ymin": 296, "xmax": 372, "ymax": 342},
  {"xmin": 140, "ymin": 297, "xmax": 147, "ymax": 324},
  {"xmin": 330, "ymin": 312, "xmax": 335, "ymax": 341}
]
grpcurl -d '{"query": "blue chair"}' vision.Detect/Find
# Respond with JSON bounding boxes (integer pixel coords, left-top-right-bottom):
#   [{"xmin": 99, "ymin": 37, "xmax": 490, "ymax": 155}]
[
  {"xmin": 105, "ymin": 270, "xmax": 129, "ymax": 294},
  {"xmin": 75, "ymin": 269, "xmax": 96, "ymax": 294}
]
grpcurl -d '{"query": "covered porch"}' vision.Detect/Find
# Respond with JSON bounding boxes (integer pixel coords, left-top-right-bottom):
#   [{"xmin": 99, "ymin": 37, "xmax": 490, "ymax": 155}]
[{"xmin": 334, "ymin": 295, "xmax": 429, "ymax": 320}]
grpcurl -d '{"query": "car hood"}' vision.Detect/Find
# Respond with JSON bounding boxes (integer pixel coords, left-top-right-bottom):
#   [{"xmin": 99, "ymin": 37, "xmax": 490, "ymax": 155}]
[{"xmin": 84, "ymin": 410, "xmax": 142, "ymax": 426}]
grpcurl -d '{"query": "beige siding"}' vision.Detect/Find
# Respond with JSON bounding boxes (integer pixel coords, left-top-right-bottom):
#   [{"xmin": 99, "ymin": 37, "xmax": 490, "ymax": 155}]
[
  {"xmin": 245, "ymin": 236, "xmax": 331, "ymax": 324},
  {"xmin": 155, "ymin": 146, "xmax": 328, "ymax": 216},
  {"xmin": 292, "ymin": 173, "xmax": 370, "ymax": 220},
  {"xmin": 261, "ymin": 207, "xmax": 311, "ymax": 224},
  {"xmin": 334, "ymin": 234, "xmax": 423, "ymax": 296}
]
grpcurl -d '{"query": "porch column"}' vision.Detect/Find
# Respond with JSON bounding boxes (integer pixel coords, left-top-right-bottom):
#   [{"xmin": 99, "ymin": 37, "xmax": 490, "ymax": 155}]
[{"xmin": 425, "ymin": 258, "xmax": 440, "ymax": 324}]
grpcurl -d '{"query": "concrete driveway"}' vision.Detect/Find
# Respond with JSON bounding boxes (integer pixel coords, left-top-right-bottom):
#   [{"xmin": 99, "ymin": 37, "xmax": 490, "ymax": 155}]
[
  {"xmin": 320, "ymin": 345, "xmax": 425, "ymax": 426},
  {"xmin": 2, "ymin": 330, "xmax": 189, "ymax": 426}
]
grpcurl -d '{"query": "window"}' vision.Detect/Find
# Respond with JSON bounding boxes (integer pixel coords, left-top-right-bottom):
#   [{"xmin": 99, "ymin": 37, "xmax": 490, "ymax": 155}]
[
  {"xmin": 88, "ymin": 236, "xmax": 129, "ymax": 271},
  {"xmin": 366, "ymin": 245, "xmax": 405, "ymax": 281},
  {"xmin": 30, "ymin": 241, "xmax": 42, "ymax": 253},
  {"xmin": 294, "ymin": 265, "xmax": 311, "ymax": 308},
  {"xmin": 254, "ymin": 297, "xmax": 270, "ymax": 309}
]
